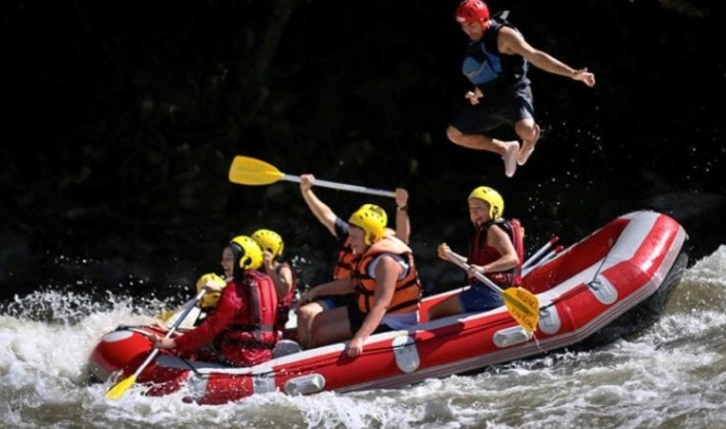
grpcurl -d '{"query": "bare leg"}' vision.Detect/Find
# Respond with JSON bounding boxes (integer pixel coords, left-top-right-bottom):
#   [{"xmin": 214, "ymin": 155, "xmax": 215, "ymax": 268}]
[
  {"xmin": 447, "ymin": 126, "xmax": 520, "ymax": 178},
  {"xmin": 447, "ymin": 125, "xmax": 511, "ymax": 154},
  {"xmin": 310, "ymin": 306, "xmax": 352, "ymax": 347},
  {"xmin": 296, "ymin": 301, "xmax": 325, "ymax": 349},
  {"xmin": 427, "ymin": 293, "xmax": 466, "ymax": 321},
  {"xmin": 515, "ymin": 119, "xmax": 541, "ymax": 166}
]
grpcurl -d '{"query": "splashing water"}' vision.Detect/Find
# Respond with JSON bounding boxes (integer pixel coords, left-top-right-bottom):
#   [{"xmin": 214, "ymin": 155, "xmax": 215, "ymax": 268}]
[{"xmin": 0, "ymin": 247, "xmax": 725, "ymax": 428}]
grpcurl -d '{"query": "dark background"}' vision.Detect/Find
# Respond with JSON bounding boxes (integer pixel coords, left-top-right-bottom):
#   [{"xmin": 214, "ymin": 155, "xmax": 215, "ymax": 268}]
[{"xmin": 1, "ymin": 0, "xmax": 724, "ymax": 302}]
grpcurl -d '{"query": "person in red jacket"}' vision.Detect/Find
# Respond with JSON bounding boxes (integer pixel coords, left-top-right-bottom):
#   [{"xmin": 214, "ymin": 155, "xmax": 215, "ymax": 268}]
[
  {"xmin": 155, "ymin": 235, "xmax": 279, "ymax": 367},
  {"xmin": 251, "ymin": 228, "xmax": 298, "ymax": 334}
]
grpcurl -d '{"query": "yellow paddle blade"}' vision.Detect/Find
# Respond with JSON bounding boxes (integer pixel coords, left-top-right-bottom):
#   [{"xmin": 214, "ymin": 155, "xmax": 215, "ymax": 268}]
[
  {"xmin": 228, "ymin": 156, "xmax": 284, "ymax": 185},
  {"xmin": 501, "ymin": 287, "xmax": 540, "ymax": 333},
  {"xmin": 158, "ymin": 309, "xmax": 175, "ymax": 322},
  {"xmin": 105, "ymin": 374, "xmax": 137, "ymax": 400}
]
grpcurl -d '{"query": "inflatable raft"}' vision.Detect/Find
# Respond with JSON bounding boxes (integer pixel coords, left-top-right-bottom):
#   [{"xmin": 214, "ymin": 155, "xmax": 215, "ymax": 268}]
[{"xmin": 88, "ymin": 210, "xmax": 688, "ymax": 404}]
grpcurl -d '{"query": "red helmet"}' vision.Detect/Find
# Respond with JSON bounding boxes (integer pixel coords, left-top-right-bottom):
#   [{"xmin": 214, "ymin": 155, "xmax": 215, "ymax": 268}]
[{"xmin": 455, "ymin": 0, "xmax": 490, "ymax": 24}]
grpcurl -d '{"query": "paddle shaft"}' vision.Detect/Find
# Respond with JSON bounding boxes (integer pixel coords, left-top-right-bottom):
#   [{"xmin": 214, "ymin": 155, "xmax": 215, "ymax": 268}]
[
  {"xmin": 444, "ymin": 250, "xmax": 539, "ymax": 333},
  {"xmin": 446, "ymin": 250, "xmax": 539, "ymax": 331},
  {"xmin": 523, "ymin": 245, "xmax": 563, "ymax": 277},
  {"xmin": 445, "ymin": 251, "xmax": 504, "ymax": 294},
  {"xmin": 228, "ymin": 156, "xmax": 397, "ymax": 198},
  {"xmin": 522, "ymin": 236, "xmax": 558, "ymax": 270},
  {"xmin": 131, "ymin": 288, "xmax": 207, "ymax": 379},
  {"xmin": 281, "ymin": 174, "xmax": 396, "ymax": 198}
]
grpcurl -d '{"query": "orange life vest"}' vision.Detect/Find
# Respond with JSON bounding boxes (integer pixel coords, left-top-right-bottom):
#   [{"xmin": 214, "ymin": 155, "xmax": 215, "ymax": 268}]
[
  {"xmin": 333, "ymin": 240, "xmax": 360, "ymax": 280},
  {"xmin": 353, "ymin": 236, "xmax": 422, "ymax": 315}
]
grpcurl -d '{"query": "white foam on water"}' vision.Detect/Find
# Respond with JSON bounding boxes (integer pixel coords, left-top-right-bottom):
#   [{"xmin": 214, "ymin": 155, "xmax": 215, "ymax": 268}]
[
  {"xmin": 0, "ymin": 246, "xmax": 725, "ymax": 428},
  {"xmin": 683, "ymin": 245, "xmax": 726, "ymax": 287}
]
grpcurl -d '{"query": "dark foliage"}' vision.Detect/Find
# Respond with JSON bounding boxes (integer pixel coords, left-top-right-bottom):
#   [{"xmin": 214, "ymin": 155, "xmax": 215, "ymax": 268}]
[{"xmin": 1, "ymin": 0, "xmax": 723, "ymax": 300}]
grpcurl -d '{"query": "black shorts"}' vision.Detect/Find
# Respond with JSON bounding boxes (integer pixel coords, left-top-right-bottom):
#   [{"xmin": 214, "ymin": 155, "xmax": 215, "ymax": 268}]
[
  {"xmin": 346, "ymin": 301, "xmax": 393, "ymax": 336},
  {"xmin": 452, "ymin": 84, "xmax": 534, "ymax": 135}
]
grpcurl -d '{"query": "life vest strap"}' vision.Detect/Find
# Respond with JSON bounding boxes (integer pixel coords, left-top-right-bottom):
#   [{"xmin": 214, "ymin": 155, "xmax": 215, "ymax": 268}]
[{"xmin": 394, "ymin": 277, "xmax": 419, "ymax": 292}]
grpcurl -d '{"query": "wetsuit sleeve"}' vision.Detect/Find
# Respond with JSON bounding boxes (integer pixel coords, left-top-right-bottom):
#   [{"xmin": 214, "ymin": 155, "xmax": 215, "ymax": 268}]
[
  {"xmin": 174, "ymin": 286, "xmax": 241, "ymax": 352},
  {"xmin": 334, "ymin": 217, "xmax": 350, "ymax": 246}
]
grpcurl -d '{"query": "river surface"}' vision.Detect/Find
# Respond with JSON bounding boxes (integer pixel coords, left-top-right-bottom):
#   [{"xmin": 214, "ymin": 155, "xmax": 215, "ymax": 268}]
[{"xmin": 1, "ymin": 246, "xmax": 725, "ymax": 429}]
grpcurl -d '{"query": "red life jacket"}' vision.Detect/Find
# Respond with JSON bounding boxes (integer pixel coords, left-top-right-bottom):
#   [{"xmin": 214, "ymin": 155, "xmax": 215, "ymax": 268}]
[
  {"xmin": 215, "ymin": 270, "xmax": 278, "ymax": 366},
  {"xmin": 274, "ymin": 261, "xmax": 298, "ymax": 332},
  {"xmin": 468, "ymin": 218, "xmax": 524, "ymax": 287},
  {"xmin": 333, "ymin": 240, "xmax": 360, "ymax": 280}
]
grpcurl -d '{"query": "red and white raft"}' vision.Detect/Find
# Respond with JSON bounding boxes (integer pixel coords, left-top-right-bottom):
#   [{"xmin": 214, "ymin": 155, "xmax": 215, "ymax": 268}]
[{"xmin": 88, "ymin": 210, "xmax": 688, "ymax": 405}]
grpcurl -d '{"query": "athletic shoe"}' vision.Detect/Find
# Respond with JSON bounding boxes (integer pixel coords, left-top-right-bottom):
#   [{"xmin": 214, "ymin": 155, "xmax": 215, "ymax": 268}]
[
  {"xmin": 517, "ymin": 124, "xmax": 541, "ymax": 166},
  {"xmin": 502, "ymin": 141, "xmax": 520, "ymax": 178}
]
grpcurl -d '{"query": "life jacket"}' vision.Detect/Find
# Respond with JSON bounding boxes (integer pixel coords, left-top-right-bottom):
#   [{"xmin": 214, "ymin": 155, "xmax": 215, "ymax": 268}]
[
  {"xmin": 468, "ymin": 218, "xmax": 525, "ymax": 287},
  {"xmin": 274, "ymin": 261, "xmax": 299, "ymax": 332},
  {"xmin": 215, "ymin": 270, "xmax": 278, "ymax": 366},
  {"xmin": 192, "ymin": 308, "xmax": 213, "ymax": 327},
  {"xmin": 353, "ymin": 236, "xmax": 422, "ymax": 315},
  {"xmin": 333, "ymin": 240, "xmax": 360, "ymax": 280},
  {"xmin": 461, "ymin": 11, "xmax": 529, "ymax": 94}
]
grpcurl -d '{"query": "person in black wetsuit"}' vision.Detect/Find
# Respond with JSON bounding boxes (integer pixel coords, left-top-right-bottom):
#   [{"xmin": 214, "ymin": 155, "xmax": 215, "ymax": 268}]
[{"xmin": 447, "ymin": 0, "xmax": 595, "ymax": 178}]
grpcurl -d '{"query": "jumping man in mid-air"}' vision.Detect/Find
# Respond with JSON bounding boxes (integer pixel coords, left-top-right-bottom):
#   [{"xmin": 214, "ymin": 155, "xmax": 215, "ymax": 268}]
[{"xmin": 446, "ymin": 0, "xmax": 596, "ymax": 178}]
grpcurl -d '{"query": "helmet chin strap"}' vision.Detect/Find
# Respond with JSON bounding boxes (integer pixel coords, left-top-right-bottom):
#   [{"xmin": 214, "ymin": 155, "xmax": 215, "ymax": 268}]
[{"xmin": 367, "ymin": 232, "xmax": 378, "ymax": 246}]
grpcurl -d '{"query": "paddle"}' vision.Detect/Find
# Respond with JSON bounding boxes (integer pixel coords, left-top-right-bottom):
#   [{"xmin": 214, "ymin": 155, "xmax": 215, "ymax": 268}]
[
  {"xmin": 522, "ymin": 235, "xmax": 559, "ymax": 270},
  {"xmin": 446, "ymin": 250, "xmax": 539, "ymax": 333},
  {"xmin": 228, "ymin": 155, "xmax": 396, "ymax": 198},
  {"xmin": 105, "ymin": 288, "xmax": 207, "ymax": 400}
]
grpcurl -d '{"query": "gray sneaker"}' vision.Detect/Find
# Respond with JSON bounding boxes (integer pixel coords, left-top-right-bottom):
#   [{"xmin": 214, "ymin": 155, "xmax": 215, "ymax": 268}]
[{"xmin": 502, "ymin": 141, "xmax": 520, "ymax": 178}]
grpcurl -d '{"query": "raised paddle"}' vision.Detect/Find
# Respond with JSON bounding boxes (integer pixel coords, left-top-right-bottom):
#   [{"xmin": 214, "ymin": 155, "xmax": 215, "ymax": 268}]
[
  {"xmin": 105, "ymin": 288, "xmax": 207, "ymax": 400},
  {"xmin": 446, "ymin": 250, "xmax": 539, "ymax": 333},
  {"xmin": 228, "ymin": 155, "xmax": 396, "ymax": 198}
]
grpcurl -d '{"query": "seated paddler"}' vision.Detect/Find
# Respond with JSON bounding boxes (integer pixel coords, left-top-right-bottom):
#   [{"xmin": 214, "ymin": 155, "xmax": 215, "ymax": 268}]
[
  {"xmin": 155, "ymin": 235, "xmax": 279, "ymax": 367},
  {"xmin": 296, "ymin": 204, "xmax": 422, "ymax": 357}
]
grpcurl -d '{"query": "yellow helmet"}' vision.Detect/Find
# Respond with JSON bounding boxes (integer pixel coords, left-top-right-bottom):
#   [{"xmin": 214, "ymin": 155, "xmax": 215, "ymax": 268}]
[
  {"xmin": 195, "ymin": 273, "xmax": 227, "ymax": 308},
  {"xmin": 229, "ymin": 235, "xmax": 263, "ymax": 272},
  {"xmin": 468, "ymin": 186, "xmax": 504, "ymax": 220},
  {"xmin": 348, "ymin": 204, "xmax": 388, "ymax": 246},
  {"xmin": 360, "ymin": 203, "xmax": 388, "ymax": 226},
  {"xmin": 251, "ymin": 229, "xmax": 284, "ymax": 258}
]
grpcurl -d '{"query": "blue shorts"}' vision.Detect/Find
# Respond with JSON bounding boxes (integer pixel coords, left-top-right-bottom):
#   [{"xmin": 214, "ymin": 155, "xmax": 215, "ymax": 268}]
[
  {"xmin": 314, "ymin": 293, "xmax": 353, "ymax": 310},
  {"xmin": 316, "ymin": 297, "xmax": 338, "ymax": 310},
  {"xmin": 458, "ymin": 283, "xmax": 504, "ymax": 313}
]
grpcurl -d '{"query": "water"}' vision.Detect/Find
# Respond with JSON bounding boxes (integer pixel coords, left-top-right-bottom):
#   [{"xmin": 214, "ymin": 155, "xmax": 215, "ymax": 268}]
[{"xmin": 1, "ymin": 246, "xmax": 725, "ymax": 429}]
